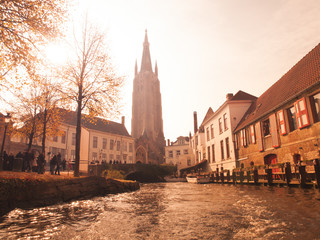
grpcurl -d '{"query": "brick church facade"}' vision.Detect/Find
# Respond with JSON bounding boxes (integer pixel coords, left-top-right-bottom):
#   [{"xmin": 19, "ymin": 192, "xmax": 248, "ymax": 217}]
[{"xmin": 131, "ymin": 31, "xmax": 165, "ymax": 164}]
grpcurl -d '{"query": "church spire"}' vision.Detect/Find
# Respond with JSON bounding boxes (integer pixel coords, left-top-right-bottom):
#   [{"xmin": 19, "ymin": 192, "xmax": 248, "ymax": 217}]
[
  {"xmin": 140, "ymin": 29, "xmax": 153, "ymax": 72},
  {"xmin": 135, "ymin": 59, "xmax": 138, "ymax": 76},
  {"xmin": 155, "ymin": 61, "xmax": 158, "ymax": 77}
]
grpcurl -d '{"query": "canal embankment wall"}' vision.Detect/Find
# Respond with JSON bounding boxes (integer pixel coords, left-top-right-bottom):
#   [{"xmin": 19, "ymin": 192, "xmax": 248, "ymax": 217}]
[{"xmin": 0, "ymin": 176, "xmax": 140, "ymax": 216}]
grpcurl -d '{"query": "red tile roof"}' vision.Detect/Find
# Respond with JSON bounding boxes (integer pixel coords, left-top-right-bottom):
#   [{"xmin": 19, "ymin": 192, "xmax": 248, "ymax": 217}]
[
  {"xmin": 236, "ymin": 43, "xmax": 320, "ymax": 131},
  {"xmin": 59, "ymin": 109, "xmax": 131, "ymax": 137}
]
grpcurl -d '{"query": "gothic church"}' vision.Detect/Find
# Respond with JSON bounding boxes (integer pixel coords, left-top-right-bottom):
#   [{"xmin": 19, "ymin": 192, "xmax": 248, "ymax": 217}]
[{"xmin": 131, "ymin": 30, "xmax": 165, "ymax": 164}]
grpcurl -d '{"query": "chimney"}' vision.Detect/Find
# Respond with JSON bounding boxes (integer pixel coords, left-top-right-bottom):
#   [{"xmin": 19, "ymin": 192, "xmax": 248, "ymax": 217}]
[
  {"xmin": 226, "ymin": 93, "xmax": 233, "ymax": 100},
  {"xmin": 193, "ymin": 111, "xmax": 198, "ymax": 133},
  {"xmin": 167, "ymin": 139, "xmax": 170, "ymax": 146},
  {"xmin": 121, "ymin": 116, "xmax": 125, "ymax": 126}
]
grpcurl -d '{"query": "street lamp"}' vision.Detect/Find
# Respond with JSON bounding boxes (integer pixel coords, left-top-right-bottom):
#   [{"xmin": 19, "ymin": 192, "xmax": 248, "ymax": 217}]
[{"xmin": 1, "ymin": 113, "xmax": 11, "ymax": 158}]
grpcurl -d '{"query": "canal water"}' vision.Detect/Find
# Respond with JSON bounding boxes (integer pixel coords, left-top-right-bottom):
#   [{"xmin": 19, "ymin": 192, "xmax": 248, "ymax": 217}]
[{"xmin": 1, "ymin": 183, "xmax": 320, "ymax": 240}]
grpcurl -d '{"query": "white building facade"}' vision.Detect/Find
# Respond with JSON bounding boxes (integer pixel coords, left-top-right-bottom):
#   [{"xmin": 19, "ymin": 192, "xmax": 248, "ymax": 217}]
[
  {"xmin": 11, "ymin": 110, "xmax": 136, "ymax": 173},
  {"xmin": 191, "ymin": 91, "xmax": 257, "ymax": 172},
  {"xmin": 165, "ymin": 136, "xmax": 195, "ymax": 172}
]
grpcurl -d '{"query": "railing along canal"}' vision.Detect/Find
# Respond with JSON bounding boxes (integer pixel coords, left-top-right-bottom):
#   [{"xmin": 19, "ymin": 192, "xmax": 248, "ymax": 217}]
[{"xmin": 210, "ymin": 159, "xmax": 320, "ymax": 188}]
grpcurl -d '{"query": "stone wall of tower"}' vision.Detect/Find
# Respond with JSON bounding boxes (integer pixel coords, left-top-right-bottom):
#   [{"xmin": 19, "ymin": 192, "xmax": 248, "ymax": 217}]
[{"xmin": 131, "ymin": 31, "xmax": 165, "ymax": 149}]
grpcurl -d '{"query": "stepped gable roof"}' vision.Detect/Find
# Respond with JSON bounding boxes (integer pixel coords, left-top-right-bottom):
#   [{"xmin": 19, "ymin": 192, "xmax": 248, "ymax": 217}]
[
  {"xmin": 60, "ymin": 109, "xmax": 130, "ymax": 137},
  {"xmin": 235, "ymin": 43, "xmax": 320, "ymax": 132}
]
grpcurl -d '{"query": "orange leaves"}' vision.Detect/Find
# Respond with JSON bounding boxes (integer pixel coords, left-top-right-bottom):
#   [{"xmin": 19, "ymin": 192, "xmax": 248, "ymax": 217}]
[{"xmin": 0, "ymin": 0, "xmax": 67, "ymax": 82}]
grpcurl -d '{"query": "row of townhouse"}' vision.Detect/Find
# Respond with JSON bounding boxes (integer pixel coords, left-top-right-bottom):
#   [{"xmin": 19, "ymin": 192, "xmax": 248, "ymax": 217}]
[
  {"xmin": 190, "ymin": 91, "xmax": 257, "ymax": 172},
  {"xmin": 165, "ymin": 136, "xmax": 195, "ymax": 173},
  {"xmin": 191, "ymin": 43, "xmax": 320, "ymax": 172},
  {"xmin": 10, "ymin": 109, "xmax": 136, "ymax": 173}
]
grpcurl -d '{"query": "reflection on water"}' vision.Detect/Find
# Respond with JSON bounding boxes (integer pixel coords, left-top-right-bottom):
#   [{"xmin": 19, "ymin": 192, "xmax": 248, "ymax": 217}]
[{"xmin": 1, "ymin": 183, "xmax": 320, "ymax": 239}]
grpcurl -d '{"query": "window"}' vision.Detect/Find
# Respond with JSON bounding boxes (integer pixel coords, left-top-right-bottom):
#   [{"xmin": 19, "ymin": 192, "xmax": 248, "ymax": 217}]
[
  {"xmin": 250, "ymin": 125, "xmax": 256, "ymax": 143},
  {"xmin": 311, "ymin": 92, "xmax": 320, "ymax": 122},
  {"xmin": 210, "ymin": 124, "xmax": 214, "ymax": 139},
  {"xmin": 206, "ymin": 127, "xmax": 210, "ymax": 141},
  {"xmin": 187, "ymin": 159, "xmax": 191, "ymax": 166},
  {"xmin": 226, "ymin": 137, "xmax": 230, "ymax": 159},
  {"xmin": 287, "ymin": 106, "xmax": 298, "ymax": 132},
  {"xmin": 93, "ymin": 136, "xmax": 98, "ymax": 148},
  {"xmin": 262, "ymin": 119, "xmax": 270, "ymax": 136},
  {"xmin": 207, "ymin": 146, "xmax": 211, "ymax": 162},
  {"xmin": 183, "ymin": 149, "xmax": 188, "ymax": 154},
  {"xmin": 116, "ymin": 155, "xmax": 121, "ymax": 161},
  {"xmin": 52, "ymin": 147, "xmax": 58, "ymax": 155},
  {"xmin": 61, "ymin": 131, "xmax": 66, "ymax": 144},
  {"xmin": 123, "ymin": 142, "xmax": 127, "ymax": 151},
  {"xmin": 92, "ymin": 152, "xmax": 98, "ymax": 161},
  {"xmin": 294, "ymin": 97, "xmax": 310, "ymax": 128},
  {"xmin": 102, "ymin": 153, "xmax": 107, "ymax": 161},
  {"xmin": 72, "ymin": 133, "xmax": 76, "ymax": 146},
  {"xmin": 110, "ymin": 139, "xmax": 114, "ymax": 150},
  {"xmin": 109, "ymin": 154, "xmax": 114, "ymax": 161},
  {"xmin": 240, "ymin": 129, "xmax": 247, "ymax": 146},
  {"xmin": 277, "ymin": 110, "xmax": 287, "ymax": 135},
  {"xmin": 123, "ymin": 154, "xmax": 127, "ymax": 162},
  {"xmin": 219, "ymin": 118, "xmax": 223, "ymax": 134},
  {"xmin": 176, "ymin": 150, "xmax": 181, "ymax": 156},
  {"xmin": 255, "ymin": 122, "xmax": 264, "ymax": 152},
  {"xmin": 195, "ymin": 136, "xmax": 198, "ymax": 145},
  {"xmin": 168, "ymin": 151, "xmax": 173, "ymax": 158},
  {"xmin": 61, "ymin": 149, "xmax": 66, "ymax": 160},
  {"xmin": 116, "ymin": 141, "xmax": 120, "ymax": 151},
  {"xmin": 129, "ymin": 156, "xmax": 133, "ymax": 163},
  {"xmin": 212, "ymin": 144, "xmax": 215, "ymax": 162},
  {"xmin": 71, "ymin": 150, "xmax": 75, "ymax": 161},
  {"xmin": 129, "ymin": 143, "xmax": 133, "ymax": 152},
  {"xmin": 220, "ymin": 140, "xmax": 224, "ymax": 160},
  {"xmin": 103, "ymin": 138, "xmax": 107, "ymax": 149},
  {"xmin": 53, "ymin": 136, "xmax": 58, "ymax": 142},
  {"xmin": 223, "ymin": 113, "xmax": 228, "ymax": 130}
]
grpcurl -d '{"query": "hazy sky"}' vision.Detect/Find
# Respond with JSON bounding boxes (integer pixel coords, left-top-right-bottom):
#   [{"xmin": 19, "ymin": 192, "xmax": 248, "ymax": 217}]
[{"xmin": 73, "ymin": 0, "xmax": 320, "ymax": 142}]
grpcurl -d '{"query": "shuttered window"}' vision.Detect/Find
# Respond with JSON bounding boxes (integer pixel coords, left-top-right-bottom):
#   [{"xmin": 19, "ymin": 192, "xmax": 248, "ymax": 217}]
[
  {"xmin": 294, "ymin": 97, "xmax": 310, "ymax": 128},
  {"xmin": 240, "ymin": 129, "xmax": 247, "ymax": 147},
  {"xmin": 277, "ymin": 110, "xmax": 287, "ymax": 135},
  {"xmin": 269, "ymin": 114, "xmax": 279, "ymax": 148},
  {"xmin": 250, "ymin": 125, "xmax": 255, "ymax": 144},
  {"xmin": 255, "ymin": 122, "xmax": 264, "ymax": 152}
]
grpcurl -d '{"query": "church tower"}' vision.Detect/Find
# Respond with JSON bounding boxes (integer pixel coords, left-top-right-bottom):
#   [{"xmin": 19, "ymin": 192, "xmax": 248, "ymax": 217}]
[{"xmin": 131, "ymin": 30, "xmax": 165, "ymax": 164}]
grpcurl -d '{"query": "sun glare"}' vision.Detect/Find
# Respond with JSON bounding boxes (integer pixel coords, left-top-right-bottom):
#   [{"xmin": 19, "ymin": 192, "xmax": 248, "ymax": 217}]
[{"xmin": 44, "ymin": 43, "xmax": 68, "ymax": 66}]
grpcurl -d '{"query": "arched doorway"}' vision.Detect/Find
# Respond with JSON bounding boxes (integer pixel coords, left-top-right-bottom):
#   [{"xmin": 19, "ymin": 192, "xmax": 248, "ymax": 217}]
[{"xmin": 136, "ymin": 145, "xmax": 147, "ymax": 164}]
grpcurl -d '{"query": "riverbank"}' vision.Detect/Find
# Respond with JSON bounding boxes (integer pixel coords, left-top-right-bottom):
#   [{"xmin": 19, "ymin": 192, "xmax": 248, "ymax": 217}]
[{"xmin": 0, "ymin": 171, "xmax": 140, "ymax": 216}]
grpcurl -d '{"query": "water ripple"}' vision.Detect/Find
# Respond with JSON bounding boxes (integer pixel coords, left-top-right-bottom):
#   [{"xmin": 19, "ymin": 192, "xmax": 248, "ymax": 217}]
[{"xmin": 1, "ymin": 183, "xmax": 320, "ymax": 239}]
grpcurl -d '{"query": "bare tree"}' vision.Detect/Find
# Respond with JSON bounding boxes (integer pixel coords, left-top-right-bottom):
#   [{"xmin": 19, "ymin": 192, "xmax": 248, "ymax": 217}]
[
  {"xmin": 37, "ymin": 78, "xmax": 64, "ymax": 155},
  {"xmin": 59, "ymin": 21, "xmax": 123, "ymax": 177}
]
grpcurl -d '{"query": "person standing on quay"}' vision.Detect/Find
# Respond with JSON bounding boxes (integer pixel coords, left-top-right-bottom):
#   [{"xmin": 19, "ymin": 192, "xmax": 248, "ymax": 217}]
[
  {"xmin": 37, "ymin": 153, "xmax": 45, "ymax": 174},
  {"xmin": 50, "ymin": 155, "xmax": 57, "ymax": 175},
  {"xmin": 55, "ymin": 153, "xmax": 61, "ymax": 175}
]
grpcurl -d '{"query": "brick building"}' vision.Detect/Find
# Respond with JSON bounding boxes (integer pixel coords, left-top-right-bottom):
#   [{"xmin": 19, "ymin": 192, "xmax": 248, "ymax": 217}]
[
  {"xmin": 131, "ymin": 30, "xmax": 165, "ymax": 164},
  {"xmin": 234, "ymin": 43, "xmax": 320, "ymax": 168}
]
